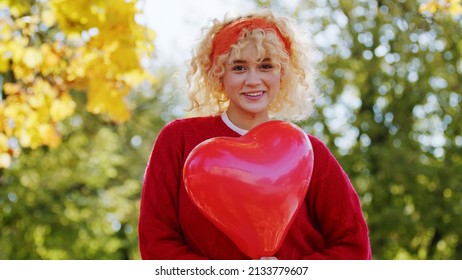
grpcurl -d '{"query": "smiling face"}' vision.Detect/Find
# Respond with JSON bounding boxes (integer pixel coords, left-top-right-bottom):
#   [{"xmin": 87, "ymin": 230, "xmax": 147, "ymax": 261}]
[{"xmin": 222, "ymin": 43, "xmax": 281, "ymax": 125}]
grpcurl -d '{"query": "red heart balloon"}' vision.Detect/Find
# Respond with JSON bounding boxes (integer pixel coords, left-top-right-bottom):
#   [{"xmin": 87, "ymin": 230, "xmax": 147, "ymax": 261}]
[{"xmin": 183, "ymin": 120, "xmax": 314, "ymax": 259}]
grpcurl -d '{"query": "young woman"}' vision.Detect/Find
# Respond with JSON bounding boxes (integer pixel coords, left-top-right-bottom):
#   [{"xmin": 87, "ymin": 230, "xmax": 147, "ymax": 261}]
[{"xmin": 138, "ymin": 10, "xmax": 371, "ymax": 260}]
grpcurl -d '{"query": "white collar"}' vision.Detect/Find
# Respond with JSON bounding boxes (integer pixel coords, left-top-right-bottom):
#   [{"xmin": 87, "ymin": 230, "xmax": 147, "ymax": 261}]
[{"xmin": 221, "ymin": 112, "xmax": 249, "ymax": 135}]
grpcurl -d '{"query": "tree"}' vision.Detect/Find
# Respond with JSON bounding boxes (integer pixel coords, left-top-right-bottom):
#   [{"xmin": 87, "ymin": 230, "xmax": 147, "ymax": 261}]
[
  {"xmin": 0, "ymin": 0, "xmax": 176, "ymax": 259},
  {"xmin": 0, "ymin": 0, "xmax": 154, "ymax": 168},
  {"xmin": 1, "ymin": 77, "xmax": 174, "ymax": 259},
  {"xmin": 0, "ymin": 65, "xmax": 184, "ymax": 259}
]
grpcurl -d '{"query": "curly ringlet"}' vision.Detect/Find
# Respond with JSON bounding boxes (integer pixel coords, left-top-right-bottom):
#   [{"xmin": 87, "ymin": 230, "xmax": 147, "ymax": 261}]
[{"xmin": 186, "ymin": 10, "xmax": 318, "ymax": 122}]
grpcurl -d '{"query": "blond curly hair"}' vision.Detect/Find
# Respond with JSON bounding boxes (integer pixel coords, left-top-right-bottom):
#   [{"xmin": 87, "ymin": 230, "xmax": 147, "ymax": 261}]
[{"xmin": 186, "ymin": 10, "xmax": 318, "ymax": 122}]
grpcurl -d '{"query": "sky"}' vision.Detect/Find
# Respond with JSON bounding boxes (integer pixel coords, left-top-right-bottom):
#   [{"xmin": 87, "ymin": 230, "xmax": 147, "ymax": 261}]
[{"xmin": 141, "ymin": 0, "xmax": 257, "ymax": 66}]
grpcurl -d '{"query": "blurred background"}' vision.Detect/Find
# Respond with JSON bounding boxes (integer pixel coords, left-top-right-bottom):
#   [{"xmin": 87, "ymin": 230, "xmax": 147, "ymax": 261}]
[{"xmin": 0, "ymin": 0, "xmax": 461, "ymax": 260}]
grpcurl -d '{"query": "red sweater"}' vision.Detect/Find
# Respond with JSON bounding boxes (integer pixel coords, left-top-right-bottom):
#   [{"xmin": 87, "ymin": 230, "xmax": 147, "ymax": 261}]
[{"xmin": 139, "ymin": 116, "xmax": 371, "ymax": 259}]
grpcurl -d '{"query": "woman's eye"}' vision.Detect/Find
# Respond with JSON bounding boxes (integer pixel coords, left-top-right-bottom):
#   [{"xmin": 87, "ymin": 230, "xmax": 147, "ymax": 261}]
[
  {"xmin": 232, "ymin": 65, "xmax": 246, "ymax": 71},
  {"xmin": 260, "ymin": 63, "xmax": 273, "ymax": 70}
]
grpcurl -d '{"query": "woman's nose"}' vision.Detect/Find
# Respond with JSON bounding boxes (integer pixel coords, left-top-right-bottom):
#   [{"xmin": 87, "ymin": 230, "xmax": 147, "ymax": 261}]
[{"xmin": 244, "ymin": 70, "xmax": 261, "ymax": 86}]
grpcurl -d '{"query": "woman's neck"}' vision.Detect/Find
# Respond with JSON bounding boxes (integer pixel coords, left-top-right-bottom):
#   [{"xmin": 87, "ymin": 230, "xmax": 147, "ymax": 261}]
[{"xmin": 225, "ymin": 109, "xmax": 270, "ymax": 131}]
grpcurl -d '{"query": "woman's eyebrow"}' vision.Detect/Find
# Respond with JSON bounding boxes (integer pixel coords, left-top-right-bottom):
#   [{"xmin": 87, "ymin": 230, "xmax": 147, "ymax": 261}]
[
  {"xmin": 231, "ymin": 59, "xmax": 247, "ymax": 64},
  {"xmin": 231, "ymin": 58, "xmax": 271, "ymax": 64}
]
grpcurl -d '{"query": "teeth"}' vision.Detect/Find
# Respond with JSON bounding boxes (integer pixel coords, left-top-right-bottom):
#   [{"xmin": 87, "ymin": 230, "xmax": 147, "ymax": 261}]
[{"xmin": 244, "ymin": 91, "xmax": 263, "ymax": 96}]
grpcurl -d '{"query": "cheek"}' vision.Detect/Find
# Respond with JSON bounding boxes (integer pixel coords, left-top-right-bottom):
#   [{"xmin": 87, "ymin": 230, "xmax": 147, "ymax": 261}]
[
  {"xmin": 223, "ymin": 75, "xmax": 241, "ymax": 91},
  {"xmin": 222, "ymin": 78, "xmax": 230, "ymax": 92},
  {"xmin": 269, "ymin": 74, "xmax": 281, "ymax": 91},
  {"xmin": 222, "ymin": 76, "xmax": 230, "ymax": 88}
]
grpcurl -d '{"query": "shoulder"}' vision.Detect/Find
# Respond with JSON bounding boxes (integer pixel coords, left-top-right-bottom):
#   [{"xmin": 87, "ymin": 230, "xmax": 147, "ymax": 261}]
[
  {"xmin": 162, "ymin": 115, "xmax": 219, "ymax": 131},
  {"xmin": 156, "ymin": 115, "xmax": 223, "ymax": 150},
  {"xmin": 307, "ymin": 134, "xmax": 344, "ymax": 182},
  {"xmin": 158, "ymin": 115, "xmax": 217, "ymax": 136},
  {"xmin": 307, "ymin": 134, "xmax": 331, "ymax": 158}
]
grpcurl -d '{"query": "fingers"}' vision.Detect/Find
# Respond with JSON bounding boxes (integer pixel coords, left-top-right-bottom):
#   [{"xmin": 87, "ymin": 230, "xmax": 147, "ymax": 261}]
[{"xmin": 260, "ymin": 256, "xmax": 278, "ymax": 260}]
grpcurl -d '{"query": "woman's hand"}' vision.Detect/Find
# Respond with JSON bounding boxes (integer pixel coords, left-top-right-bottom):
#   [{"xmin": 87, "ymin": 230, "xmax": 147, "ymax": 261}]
[{"xmin": 260, "ymin": 256, "xmax": 278, "ymax": 260}]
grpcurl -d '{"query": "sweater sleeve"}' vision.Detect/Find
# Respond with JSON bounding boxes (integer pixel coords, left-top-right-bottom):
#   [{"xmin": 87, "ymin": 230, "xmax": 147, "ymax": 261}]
[
  {"xmin": 138, "ymin": 121, "xmax": 208, "ymax": 260},
  {"xmin": 301, "ymin": 138, "xmax": 371, "ymax": 260}
]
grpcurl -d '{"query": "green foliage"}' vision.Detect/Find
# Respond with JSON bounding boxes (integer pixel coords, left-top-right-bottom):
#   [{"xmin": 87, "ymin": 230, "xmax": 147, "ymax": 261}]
[
  {"xmin": 0, "ymin": 72, "xmax": 178, "ymax": 259},
  {"xmin": 280, "ymin": 0, "xmax": 462, "ymax": 259},
  {"xmin": 0, "ymin": 0, "xmax": 179, "ymax": 260}
]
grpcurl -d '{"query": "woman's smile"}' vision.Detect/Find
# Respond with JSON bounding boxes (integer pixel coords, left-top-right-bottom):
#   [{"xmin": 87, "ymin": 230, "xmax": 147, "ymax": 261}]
[{"xmin": 242, "ymin": 91, "xmax": 265, "ymax": 100}]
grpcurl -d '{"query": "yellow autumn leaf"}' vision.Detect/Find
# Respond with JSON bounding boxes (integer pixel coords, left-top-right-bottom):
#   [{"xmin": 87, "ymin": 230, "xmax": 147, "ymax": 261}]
[
  {"xmin": 449, "ymin": 0, "xmax": 462, "ymax": 14},
  {"xmin": 105, "ymin": 94, "xmax": 131, "ymax": 123},
  {"xmin": 10, "ymin": 35, "xmax": 29, "ymax": 50},
  {"xmin": 19, "ymin": 111, "xmax": 57, "ymax": 149},
  {"xmin": 41, "ymin": 9, "xmax": 57, "ymax": 27},
  {"xmin": 4, "ymin": 102, "xmax": 31, "ymax": 136},
  {"xmin": 3, "ymin": 102, "xmax": 19, "ymax": 119},
  {"xmin": 50, "ymin": 92, "xmax": 76, "ymax": 122},
  {"xmin": 23, "ymin": 47, "xmax": 43, "ymax": 69},
  {"xmin": 18, "ymin": 122, "xmax": 40, "ymax": 149},
  {"xmin": 50, "ymin": 0, "xmax": 102, "ymax": 35},
  {"xmin": 86, "ymin": 79, "xmax": 112, "ymax": 114},
  {"xmin": 0, "ymin": 104, "xmax": 5, "ymax": 132},
  {"xmin": 119, "ymin": 69, "xmax": 154, "ymax": 87},
  {"xmin": 10, "ymin": 38, "xmax": 27, "ymax": 65},
  {"xmin": 5, "ymin": 1, "xmax": 33, "ymax": 17},
  {"xmin": 0, "ymin": 133, "xmax": 8, "ymax": 153},
  {"xmin": 28, "ymin": 92, "xmax": 46, "ymax": 109},
  {"xmin": 33, "ymin": 78, "xmax": 59, "ymax": 99},
  {"xmin": 0, "ymin": 29, "xmax": 12, "ymax": 72},
  {"xmin": 81, "ymin": 47, "xmax": 102, "ymax": 64},
  {"xmin": 110, "ymin": 44, "xmax": 139, "ymax": 72},
  {"xmin": 40, "ymin": 44, "xmax": 61, "ymax": 70},
  {"xmin": 2, "ymin": 83, "xmax": 22, "ymax": 95},
  {"xmin": 0, "ymin": 25, "xmax": 13, "ymax": 42},
  {"xmin": 12, "ymin": 64, "xmax": 35, "ymax": 83},
  {"xmin": 87, "ymin": 80, "xmax": 130, "ymax": 123},
  {"xmin": 0, "ymin": 56, "xmax": 9, "ymax": 72},
  {"xmin": 89, "ymin": 3, "xmax": 107, "ymax": 24},
  {"xmin": 67, "ymin": 60, "xmax": 87, "ymax": 82},
  {"xmin": 39, "ymin": 123, "xmax": 61, "ymax": 148}
]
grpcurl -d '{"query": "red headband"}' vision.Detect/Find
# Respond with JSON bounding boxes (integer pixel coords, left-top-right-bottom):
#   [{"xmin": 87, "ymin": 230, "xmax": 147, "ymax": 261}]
[{"xmin": 210, "ymin": 17, "xmax": 291, "ymax": 63}]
